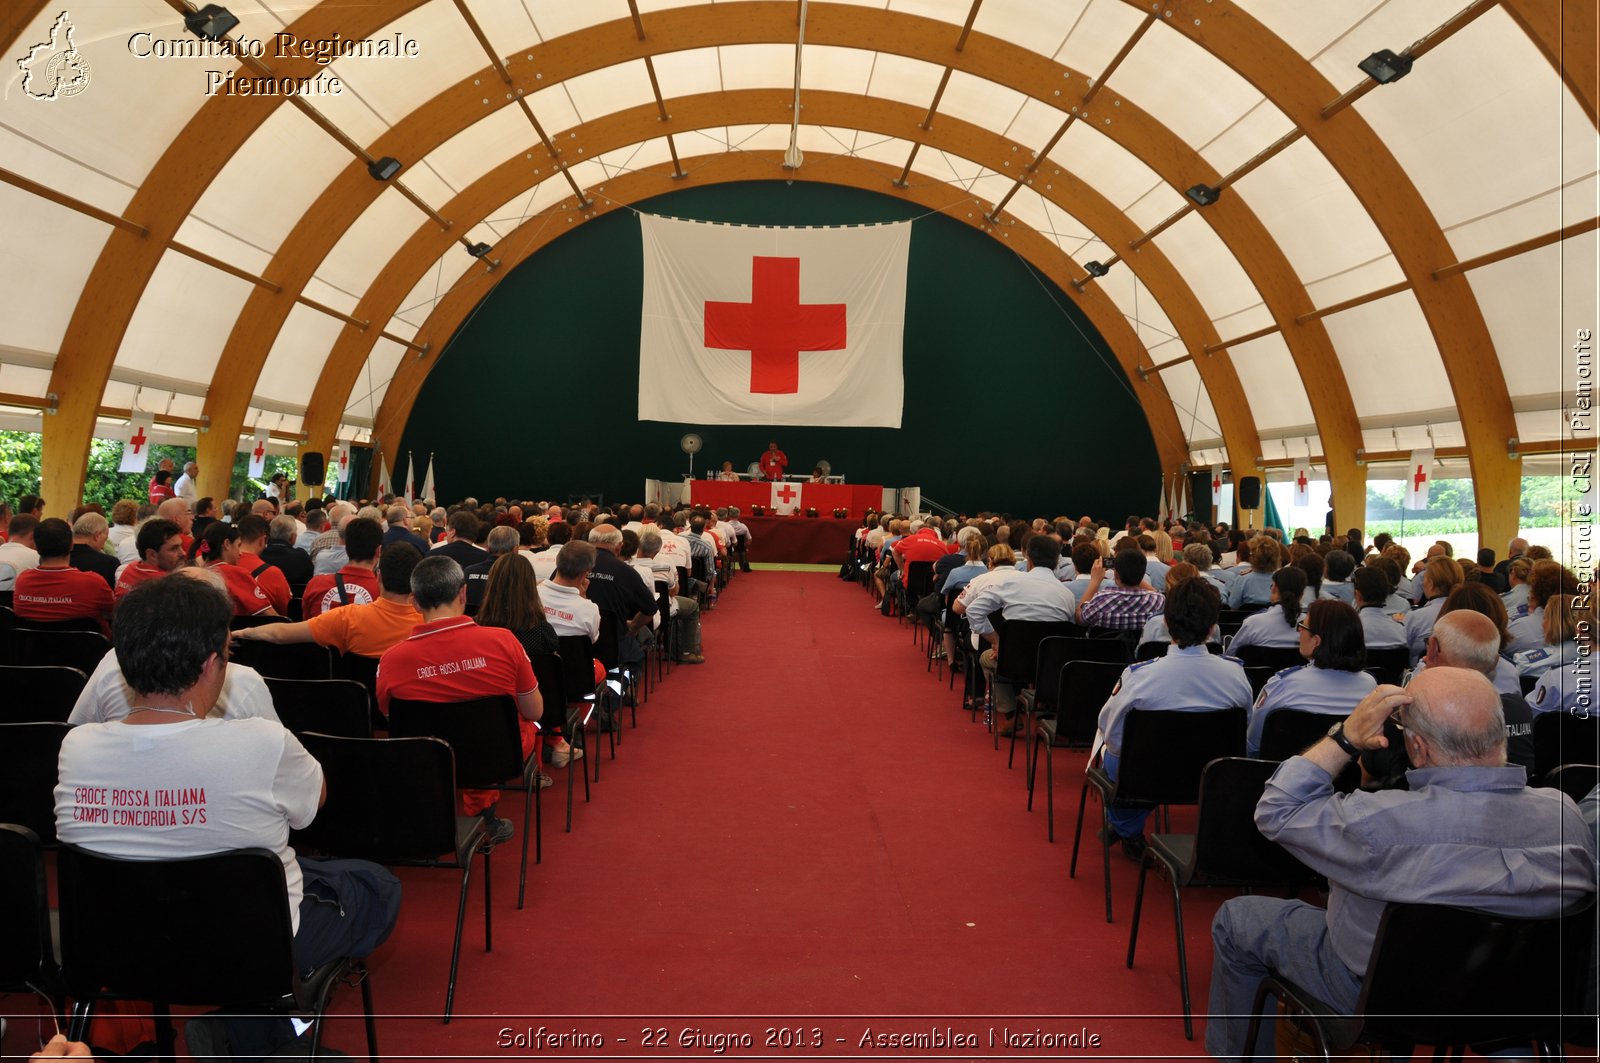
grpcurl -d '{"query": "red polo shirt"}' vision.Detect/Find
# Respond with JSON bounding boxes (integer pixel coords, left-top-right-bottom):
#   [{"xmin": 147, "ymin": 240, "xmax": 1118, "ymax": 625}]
[
  {"xmin": 301, "ymin": 566, "xmax": 382, "ymax": 619},
  {"xmin": 209, "ymin": 562, "xmax": 274, "ymax": 616},
  {"xmin": 114, "ymin": 561, "xmax": 167, "ymax": 599},
  {"xmin": 375, "ymin": 616, "xmax": 536, "ymax": 718},
  {"xmin": 13, "ymin": 565, "xmax": 113, "ymax": 631},
  {"xmin": 237, "ymin": 549, "xmax": 291, "ymax": 615},
  {"xmin": 894, "ymin": 529, "xmax": 955, "ymax": 565}
]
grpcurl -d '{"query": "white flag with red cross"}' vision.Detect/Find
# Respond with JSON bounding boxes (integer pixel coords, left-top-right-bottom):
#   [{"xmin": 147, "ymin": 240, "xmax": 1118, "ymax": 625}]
[
  {"xmin": 1404, "ymin": 449, "xmax": 1434, "ymax": 509},
  {"xmin": 246, "ymin": 431, "xmax": 269, "ymax": 480},
  {"xmin": 335, "ymin": 444, "xmax": 351, "ymax": 484},
  {"xmin": 637, "ymin": 214, "xmax": 910, "ymax": 427},
  {"xmin": 1210, "ymin": 472, "xmax": 1223, "ymax": 508},
  {"xmin": 119, "ymin": 411, "xmax": 154, "ymax": 473},
  {"xmin": 1292, "ymin": 467, "xmax": 1311, "ymax": 508},
  {"xmin": 771, "ymin": 480, "xmax": 803, "ymax": 516}
]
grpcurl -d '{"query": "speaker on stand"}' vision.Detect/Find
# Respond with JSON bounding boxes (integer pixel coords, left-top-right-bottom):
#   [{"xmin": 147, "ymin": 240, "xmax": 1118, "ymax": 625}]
[{"xmin": 300, "ymin": 451, "xmax": 326, "ymax": 487}]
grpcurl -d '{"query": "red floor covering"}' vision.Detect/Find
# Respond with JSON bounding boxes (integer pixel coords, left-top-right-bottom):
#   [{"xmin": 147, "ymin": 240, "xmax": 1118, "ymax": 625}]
[{"xmin": 5, "ymin": 572, "xmax": 1230, "ymax": 1060}]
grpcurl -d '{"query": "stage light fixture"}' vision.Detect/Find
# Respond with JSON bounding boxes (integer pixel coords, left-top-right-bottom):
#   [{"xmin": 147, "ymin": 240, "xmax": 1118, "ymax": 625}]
[
  {"xmin": 367, "ymin": 156, "xmax": 402, "ymax": 182},
  {"xmin": 1083, "ymin": 260, "xmax": 1110, "ymax": 278},
  {"xmin": 466, "ymin": 242, "xmax": 492, "ymax": 259},
  {"xmin": 1185, "ymin": 183, "xmax": 1223, "ymax": 207},
  {"xmin": 1358, "ymin": 49, "xmax": 1413, "ymax": 84},
  {"xmin": 184, "ymin": 4, "xmax": 239, "ymax": 40}
]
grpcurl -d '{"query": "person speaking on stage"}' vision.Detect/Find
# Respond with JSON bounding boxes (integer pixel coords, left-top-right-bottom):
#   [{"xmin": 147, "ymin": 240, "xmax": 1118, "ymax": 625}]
[{"xmin": 759, "ymin": 441, "xmax": 788, "ymax": 481}]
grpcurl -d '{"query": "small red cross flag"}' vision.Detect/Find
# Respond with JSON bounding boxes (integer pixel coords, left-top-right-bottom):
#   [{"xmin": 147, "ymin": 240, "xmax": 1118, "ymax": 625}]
[
  {"xmin": 638, "ymin": 214, "xmax": 910, "ymax": 427},
  {"xmin": 1293, "ymin": 467, "xmax": 1311, "ymax": 508},
  {"xmin": 335, "ymin": 445, "xmax": 351, "ymax": 484},
  {"xmin": 1403, "ymin": 448, "xmax": 1434, "ymax": 509},
  {"xmin": 1211, "ymin": 474, "xmax": 1223, "ymax": 507},
  {"xmin": 771, "ymin": 480, "xmax": 803, "ymax": 516},
  {"xmin": 118, "ymin": 412, "xmax": 154, "ymax": 473},
  {"xmin": 246, "ymin": 431, "xmax": 269, "ymax": 480}
]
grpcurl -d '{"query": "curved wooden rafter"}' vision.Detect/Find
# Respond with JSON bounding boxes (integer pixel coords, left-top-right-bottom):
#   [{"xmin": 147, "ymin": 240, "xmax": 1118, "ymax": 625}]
[
  {"xmin": 345, "ymin": 152, "xmax": 1192, "ymax": 492},
  {"xmin": 1501, "ymin": 0, "xmax": 1598, "ymax": 127},
  {"xmin": 1130, "ymin": 0, "xmax": 1524, "ymax": 547}
]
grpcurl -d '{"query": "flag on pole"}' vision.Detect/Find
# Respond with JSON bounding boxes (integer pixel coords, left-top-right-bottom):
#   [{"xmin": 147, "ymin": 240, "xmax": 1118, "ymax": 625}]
[
  {"xmin": 1292, "ymin": 466, "xmax": 1311, "ymax": 508},
  {"xmin": 246, "ymin": 431, "xmax": 269, "ymax": 480},
  {"xmin": 118, "ymin": 410, "xmax": 154, "ymax": 473},
  {"xmin": 1157, "ymin": 481, "xmax": 1170, "ymax": 523},
  {"xmin": 770, "ymin": 480, "xmax": 803, "ymax": 516},
  {"xmin": 403, "ymin": 453, "xmax": 415, "ymax": 509},
  {"xmin": 638, "ymin": 214, "xmax": 911, "ymax": 427},
  {"xmin": 335, "ymin": 445, "xmax": 351, "ymax": 484},
  {"xmin": 377, "ymin": 452, "xmax": 391, "ymax": 499},
  {"xmin": 1211, "ymin": 472, "xmax": 1223, "ymax": 508},
  {"xmin": 421, "ymin": 454, "xmax": 436, "ymax": 506},
  {"xmin": 1404, "ymin": 449, "xmax": 1434, "ymax": 509}
]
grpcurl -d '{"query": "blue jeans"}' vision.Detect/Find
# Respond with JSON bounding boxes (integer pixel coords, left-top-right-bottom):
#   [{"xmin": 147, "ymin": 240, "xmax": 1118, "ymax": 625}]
[{"xmin": 1100, "ymin": 751, "xmax": 1151, "ymax": 838}]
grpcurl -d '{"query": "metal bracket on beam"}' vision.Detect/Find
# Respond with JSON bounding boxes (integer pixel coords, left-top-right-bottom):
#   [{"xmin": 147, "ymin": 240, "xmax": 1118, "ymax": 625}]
[
  {"xmin": 1355, "ymin": 448, "xmax": 1366, "ymax": 467},
  {"xmin": 199, "ymin": 414, "xmax": 210, "ymax": 434},
  {"xmin": 44, "ymin": 392, "xmax": 58, "ymax": 414},
  {"xmin": 1507, "ymin": 437, "xmax": 1519, "ymax": 460}
]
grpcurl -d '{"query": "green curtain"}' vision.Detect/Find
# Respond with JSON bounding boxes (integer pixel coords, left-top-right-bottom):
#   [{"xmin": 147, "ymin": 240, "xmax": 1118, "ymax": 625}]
[{"xmin": 1263, "ymin": 482, "xmax": 1288, "ymax": 538}]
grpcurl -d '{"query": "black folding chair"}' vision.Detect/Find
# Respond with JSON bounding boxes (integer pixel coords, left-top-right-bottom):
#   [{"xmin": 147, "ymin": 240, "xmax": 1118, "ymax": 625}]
[
  {"xmin": 557, "ymin": 634, "xmax": 612, "ymax": 775},
  {"xmin": 230, "ymin": 614, "xmax": 291, "ymax": 630},
  {"xmin": 1543, "ymin": 762, "xmax": 1600, "ymax": 804},
  {"xmin": 230, "ymin": 639, "xmax": 333, "ymax": 681},
  {"xmin": 58, "ymin": 844, "xmax": 377, "ymax": 1057},
  {"xmin": 1363, "ymin": 646, "xmax": 1409, "ymax": 686},
  {"xmin": 1258, "ymin": 708, "xmax": 1360, "ymax": 790},
  {"xmin": 1017, "ymin": 637, "xmax": 1127, "ymax": 780},
  {"xmin": 0, "ymin": 722, "xmax": 70, "ymax": 844},
  {"xmin": 1125, "ymin": 757, "xmax": 1318, "ymax": 1038},
  {"xmin": 1232, "ymin": 644, "xmax": 1305, "ymax": 674},
  {"xmin": 1028, "ymin": 659, "xmax": 1125, "ymax": 841},
  {"xmin": 1243, "ymin": 896, "xmax": 1598, "ymax": 1058},
  {"xmin": 1533, "ymin": 711, "xmax": 1600, "ymax": 781},
  {"xmin": 389, "ymin": 694, "xmax": 542, "ymax": 906},
  {"xmin": 0, "ymin": 823, "xmax": 63, "ymax": 1020},
  {"xmin": 0, "ymin": 664, "xmax": 88, "ymax": 723},
  {"xmin": 900, "ymin": 561, "xmax": 936, "ymax": 638},
  {"xmin": 263, "ymin": 677, "xmax": 372, "ymax": 739},
  {"xmin": 292, "ymin": 732, "xmax": 489, "ymax": 1024},
  {"xmin": 1070, "ymin": 707, "xmax": 1248, "ymax": 922},
  {"xmin": 992, "ymin": 619, "xmax": 1081, "ymax": 753},
  {"xmin": 11, "ymin": 628, "xmax": 109, "ymax": 675},
  {"xmin": 530, "ymin": 652, "xmax": 591, "ymax": 832},
  {"xmin": 1242, "ymin": 665, "xmax": 1279, "ymax": 699}
]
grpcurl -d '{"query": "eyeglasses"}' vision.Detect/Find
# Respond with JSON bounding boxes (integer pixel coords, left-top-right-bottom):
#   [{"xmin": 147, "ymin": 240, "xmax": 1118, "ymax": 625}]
[
  {"xmin": 1296, "ymin": 619, "xmax": 1311, "ymax": 632},
  {"xmin": 1389, "ymin": 703, "xmax": 1408, "ymax": 732}
]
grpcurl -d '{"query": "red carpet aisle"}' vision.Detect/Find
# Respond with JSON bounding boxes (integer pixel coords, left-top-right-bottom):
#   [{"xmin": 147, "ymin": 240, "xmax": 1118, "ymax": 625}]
[{"xmin": 321, "ymin": 573, "xmax": 1224, "ymax": 1059}]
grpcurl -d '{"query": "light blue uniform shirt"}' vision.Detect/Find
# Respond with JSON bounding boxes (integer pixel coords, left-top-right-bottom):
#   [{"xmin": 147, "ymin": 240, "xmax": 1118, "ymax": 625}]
[
  {"xmin": 1197, "ymin": 570, "xmax": 1229, "ymax": 593},
  {"xmin": 1504, "ymin": 605, "xmax": 1546, "ymax": 657},
  {"xmin": 1320, "ymin": 580, "xmax": 1356, "ymax": 605},
  {"xmin": 961, "ymin": 567, "xmax": 1077, "ymax": 637},
  {"xmin": 1357, "ymin": 605, "xmax": 1407, "ymax": 649},
  {"xmin": 1513, "ymin": 638, "xmax": 1582, "ymax": 679},
  {"xmin": 1142, "ymin": 555, "xmax": 1170, "ymax": 593},
  {"xmin": 1247, "ymin": 663, "xmax": 1376, "ymax": 755},
  {"xmin": 1138, "ymin": 614, "xmax": 1220, "ymax": 647},
  {"xmin": 1502, "ymin": 583, "xmax": 1530, "ymax": 616},
  {"xmin": 1528, "ymin": 658, "xmax": 1596, "ymax": 716},
  {"xmin": 1383, "ymin": 592, "xmax": 1410, "ymax": 614},
  {"xmin": 1404, "ymin": 596, "xmax": 1447, "ymax": 663},
  {"xmin": 1097, "ymin": 644, "xmax": 1253, "ymax": 756},
  {"xmin": 939, "ymin": 562, "xmax": 986, "ymax": 597},
  {"xmin": 1062, "ymin": 574, "xmax": 1094, "ymax": 608},
  {"xmin": 1411, "ymin": 655, "xmax": 1522, "ymax": 697},
  {"xmin": 1225, "ymin": 570, "xmax": 1276, "ymax": 609},
  {"xmin": 1227, "ymin": 604, "xmax": 1301, "ymax": 652}
]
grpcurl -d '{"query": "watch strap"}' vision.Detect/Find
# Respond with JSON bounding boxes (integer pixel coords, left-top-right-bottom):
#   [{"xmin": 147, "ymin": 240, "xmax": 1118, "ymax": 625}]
[{"xmin": 1328, "ymin": 722, "xmax": 1361, "ymax": 760}]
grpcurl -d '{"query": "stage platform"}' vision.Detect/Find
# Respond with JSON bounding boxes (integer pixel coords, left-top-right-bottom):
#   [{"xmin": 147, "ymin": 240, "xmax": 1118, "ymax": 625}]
[
  {"xmin": 690, "ymin": 480, "xmax": 881, "ymax": 519},
  {"xmin": 743, "ymin": 516, "xmax": 858, "ymax": 565}
]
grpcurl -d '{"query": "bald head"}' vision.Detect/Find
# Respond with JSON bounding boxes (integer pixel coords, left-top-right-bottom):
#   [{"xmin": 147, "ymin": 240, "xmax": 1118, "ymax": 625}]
[
  {"xmin": 1428, "ymin": 610, "xmax": 1501, "ymax": 677},
  {"xmin": 1405, "ymin": 666, "xmax": 1506, "ymax": 767},
  {"xmin": 1507, "ymin": 537, "xmax": 1528, "ymax": 558},
  {"xmin": 251, "ymin": 499, "xmax": 278, "ymax": 518},
  {"xmin": 156, "ymin": 497, "xmax": 192, "ymax": 533},
  {"xmin": 589, "ymin": 524, "xmax": 622, "ymax": 552}
]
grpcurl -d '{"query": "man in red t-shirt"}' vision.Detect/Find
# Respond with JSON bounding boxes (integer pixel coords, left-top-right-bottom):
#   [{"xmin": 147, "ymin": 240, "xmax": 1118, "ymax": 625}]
[
  {"xmin": 13, "ymin": 518, "xmax": 113, "ymax": 634},
  {"xmin": 114, "ymin": 518, "xmax": 187, "ymax": 599},
  {"xmin": 759, "ymin": 440, "xmax": 787, "ymax": 481},
  {"xmin": 235, "ymin": 514, "xmax": 291, "ymax": 615},
  {"xmin": 377, "ymin": 555, "xmax": 543, "ymax": 842},
  {"xmin": 302, "ymin": 516, "xmax": 384, "ymax": 619}
]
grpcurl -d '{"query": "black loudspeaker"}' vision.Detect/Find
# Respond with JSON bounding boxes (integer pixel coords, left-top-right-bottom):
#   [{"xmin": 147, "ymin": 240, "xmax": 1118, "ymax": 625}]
[
  {"xmin": 1237, "ymin": 476, "xmax": 1262, "ymax": 510},
  {"xmin": 300, "ymin": 451, "xmax": 326, "ymax": 487}
]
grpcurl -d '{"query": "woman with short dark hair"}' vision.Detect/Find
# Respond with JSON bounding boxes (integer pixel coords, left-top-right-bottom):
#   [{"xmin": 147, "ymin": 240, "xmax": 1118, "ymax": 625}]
[{"xmin": 1245, "ymin": 599, "xmax": 1374, "ymax": 755}]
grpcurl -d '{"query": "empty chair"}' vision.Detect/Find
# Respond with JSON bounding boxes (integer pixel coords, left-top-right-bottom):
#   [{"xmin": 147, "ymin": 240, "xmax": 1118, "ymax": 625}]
[
  {"xmin": 230, "ymin": 639, "xmax": 333, "ymax": 682},
  {"xmin": 1014, "ymin": 636, "xmax": 1127, "ymax": 775},
  {"xmin": 58, "ymin": 844, "xmax": 378, "ymax": 1059},
  {"xmin": 0, "ymin": 722, "xmax": 70, "ymax": 844},
  {"xmin": 1232, "ymin": 644, "xmax": 1306, "ymax": 673},
  {"xmin": 1544, "ymin": 762, "xmax": 1600, "ymax": 804},
  {"xmin": 262, "ymin": 677, "xmax": 372, "ymax": 739},
  {"xmin": 1532, "ymin": 711, "xmax": 1600, "ymax": 781},
  {"xmin": 0, "ymin": 664, "xmax": 88, "ymax": 723},
  {"xmin": 1028, "ymin": 659, "xmax": 1125, "ymax": 842},
  {"xmin": 291, "ymin": 732, "xmax": 489, "ymax": 1024}
]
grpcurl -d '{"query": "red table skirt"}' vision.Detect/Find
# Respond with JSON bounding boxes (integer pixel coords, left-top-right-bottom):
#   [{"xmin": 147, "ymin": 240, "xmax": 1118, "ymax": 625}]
[
  {"xmin": 741, "ymin": 516, "xmax": 858, "ymax": 565},
  {"xmin": 690, "ymin": 481, "xmax": 881, "ymax": 519}
]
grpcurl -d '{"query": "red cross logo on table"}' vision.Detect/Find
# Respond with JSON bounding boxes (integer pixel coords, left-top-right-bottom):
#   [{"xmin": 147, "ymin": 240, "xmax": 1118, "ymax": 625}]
[
  {"xmin": 252, "ymin": 441, "xmax": 265, "ymax": 463},
  {"xmin": 775, "ymin": 484, "xmax": 798, "ymax": 505},
  {"xmin": 1413, "ymin": 464, "xmax": 1427, "ymax": 493},
  {"xmin": 704, "ymin": 257, "xmax": 846, "ymax": 394},
  {"xmin": 129, "ymin": 427, "xmax": 147, "ymax": 455}
]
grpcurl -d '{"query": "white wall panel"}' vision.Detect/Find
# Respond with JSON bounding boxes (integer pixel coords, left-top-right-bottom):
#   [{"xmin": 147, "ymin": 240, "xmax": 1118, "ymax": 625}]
[
  {"xmin": 114, "ymin": 250, "xmax": 255, "ymax": 381},
  {"xmin": 0, "ymin": 190, "xmax": 114, "ymax": 354}
]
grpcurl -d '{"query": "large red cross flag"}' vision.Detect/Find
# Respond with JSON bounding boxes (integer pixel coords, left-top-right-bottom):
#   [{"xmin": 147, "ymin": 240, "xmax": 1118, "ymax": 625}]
[
  {"xmin": 771, "ymin": 480, "xmax": 803, "ymax": 516},
  {"xmin": 246, "ymin": 431, "xmax": 269, "ymax": 480},
  {"xmin": 1403, "ymin": 448, "xmax": 1434, "ymax": 510},
  {"xmin": 335, "ymin": 445, "xmax": 351, "ymax": 484},
  {"xmin": 1293, "ymin": 467, "xmax": 1311, "ymax": 508},
  {"xmin": 118, "ymin": 412, "xmax": 154, "ymax": 473},
  {"xmin": 638, "ymin": 214, "xmax": 910, "ymax": 427}
]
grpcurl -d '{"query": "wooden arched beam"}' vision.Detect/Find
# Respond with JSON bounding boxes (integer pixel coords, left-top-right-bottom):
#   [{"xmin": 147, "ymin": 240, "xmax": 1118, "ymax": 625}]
[
  {"xmin": 1502, "ymin": 0, "xmax": 1598, "ymax": 127},
  {"xmin": 29, "ymin": 0, "xmax": 428, "ymax": 511},
  {"xmin": 1132, "ymin": 0, "xmax": 1524, "ymax": 549},
  {"xmin": 1, "ymin": 2, "xmax": 51, "ymax": 55},
  {"xmin": 293, "ymin": 151, "xmax": 1190, "ymax": 493},
  {"xmin": 222, "ymin": 4, "xmax": 1313, "ymax": 515},
  {"xmin": 277, "ymin": 89, "xmax": 1264, "ymax": 502}
]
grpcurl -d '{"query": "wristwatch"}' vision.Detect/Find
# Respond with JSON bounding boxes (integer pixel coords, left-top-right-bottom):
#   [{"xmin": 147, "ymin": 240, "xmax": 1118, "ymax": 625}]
[{"xmin": 1326, "ymin": 720, "xmax": 1361, "ymax": 760}]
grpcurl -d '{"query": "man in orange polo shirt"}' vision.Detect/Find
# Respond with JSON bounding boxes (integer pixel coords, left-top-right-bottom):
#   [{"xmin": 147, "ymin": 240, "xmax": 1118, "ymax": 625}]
[
  {"xmin": 235, "ymin": 514, "xmax": 292, "ymax": 616},
  {"xmin": 231, "ymin": 543, "xmax": 423, "ymax": 659},
  {"xmin": 377, "ymin": 555, "xmax": 543, "ymax": 844},
  {"xmin": 301, "ymin": 516, "xmax": 383, "ymax": 619},
  {"xmin": 13, "ymin": 517, "xmax": 113, "ymax": 634},
  {"xmin": 114, "ymin": 518, "xmax": 187, "ymax": 599}
]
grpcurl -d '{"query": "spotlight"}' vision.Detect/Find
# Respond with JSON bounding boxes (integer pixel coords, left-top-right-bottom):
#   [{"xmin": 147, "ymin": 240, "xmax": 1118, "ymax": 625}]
[
  {"xmin": 367, "ymin": 156, "xmax": 402, "ymax": 182},
  {"xmin": 1083, "ymin": 260, "xmax": 1110, "ymax": 278},
  {"xmin": 1358, "ymin": 48, "xmax": 1413, "ymax": 84},
  {"xmin": 184, "ymin": 3, "xmax": 239, "ymax": 40},
  {"xmin": 1185, "ymin": 183, "xmax": 1223, "ymax": 207},
  {"xmin": 466, "ymin": 242, "xmax": 492, "ymax": 259}
]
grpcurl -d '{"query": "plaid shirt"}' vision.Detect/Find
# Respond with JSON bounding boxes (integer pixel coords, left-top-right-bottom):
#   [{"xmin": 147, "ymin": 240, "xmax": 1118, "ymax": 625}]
[{"xmin": 1077, "ymin": 584, "xmax": 1164, "ymax": 630}]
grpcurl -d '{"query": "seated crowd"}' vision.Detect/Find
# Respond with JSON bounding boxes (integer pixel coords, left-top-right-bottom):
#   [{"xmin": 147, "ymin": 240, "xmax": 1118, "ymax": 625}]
[
  {"xmin": 0, "ymin": 486, "xmax": 744, "ymax": 1057},
  {"xmin": 857, "ymin": 509, "xmax": 1596, "ymax": 1058}
]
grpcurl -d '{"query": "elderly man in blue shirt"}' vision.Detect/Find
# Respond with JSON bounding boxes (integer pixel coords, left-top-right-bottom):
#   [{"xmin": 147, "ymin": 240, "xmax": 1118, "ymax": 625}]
[{"xmin": 1206, "ymin": 667, "xmax": 1597, "ymax": 1062}]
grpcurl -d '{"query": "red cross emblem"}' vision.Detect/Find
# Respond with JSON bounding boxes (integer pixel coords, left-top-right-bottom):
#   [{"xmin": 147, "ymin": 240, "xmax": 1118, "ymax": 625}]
[
  {"xmin": 252, "ymin": 440, "xmax": 265, "ymax": 463},
  {"xmin": 338, "ymin": 452, "xmax": 348, "ymax": 471},
  {"xmin": 1413, "ymin": 464, "xmax": 1427, "ymax": 493},
  {"xmin": 775, "ymin": 484, "xmax": 798, "ymax": 504},
  {"xmin": 704, "ymin": 257, "xmax": 846, "ymax": 394},
  {"xmin": 129, "ymin": 427, "xmax": 147, "ymax": 455},
  {"xmin": 1212, "ymin": 475, "xmax": 1221, "ymax": 495},
  {"xmin": 1296, "ymin": 470, "xmax": 1308, "ymax": 492}
]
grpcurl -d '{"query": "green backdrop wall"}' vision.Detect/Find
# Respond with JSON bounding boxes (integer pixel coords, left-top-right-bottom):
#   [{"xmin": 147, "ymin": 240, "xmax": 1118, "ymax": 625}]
[{"xmin": 398, "ymin": 181, "xmax": 1160, "ymax": 518}]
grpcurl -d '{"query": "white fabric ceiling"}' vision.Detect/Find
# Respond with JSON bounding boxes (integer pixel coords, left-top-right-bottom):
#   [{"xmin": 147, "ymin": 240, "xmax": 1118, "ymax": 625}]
[{"xmin": 0, "ymin": 0, "xmax": 1592, "ymax": 476}]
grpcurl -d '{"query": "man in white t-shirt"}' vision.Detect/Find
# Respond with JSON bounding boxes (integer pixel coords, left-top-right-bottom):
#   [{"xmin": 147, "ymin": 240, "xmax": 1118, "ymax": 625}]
[
  {"xmin": 525, "ymin": 521, "xmax": 571, "ymax": 583},
  {"xmin": 655, "ymin": 514, "xmax": 693, "ymax": 575},
  {"xmin": 173, "ymin": 460, "xmax": 199, "ymax": 504},
  {"xmin": 0, "ymin": 513, "xmax": 41, "ymax": 592},
  {"xmin": 540, "ymin": 540, "xmax": 601, "ymax": 643},
  {"xmin": 53, "ymin": 571, "xmax": 400, "ymax": 1054}
]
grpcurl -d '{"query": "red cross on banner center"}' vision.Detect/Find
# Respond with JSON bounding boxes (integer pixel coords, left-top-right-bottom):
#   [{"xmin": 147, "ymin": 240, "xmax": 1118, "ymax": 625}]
[
  {"xmin": 1413, "ymin": 464, "xmax": 1427, "ymax": 492},
  {"xmin": 252, "ymin": 441, "xmax": 265, "ymax": 462},
  {"xmin": 1296, "ymin": 471, "xmax": 1308, "ymax": 491},
  {"xmin": 775, "ymin": 484, "xmax": 798, "ymax": 504},
  {"xmin": 129, "ymin": 427, "xmax": 147, "ymax": 454},
  {"xmin": 704, "ymin": 256, "xmax": 847, "ymax": 394}
]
